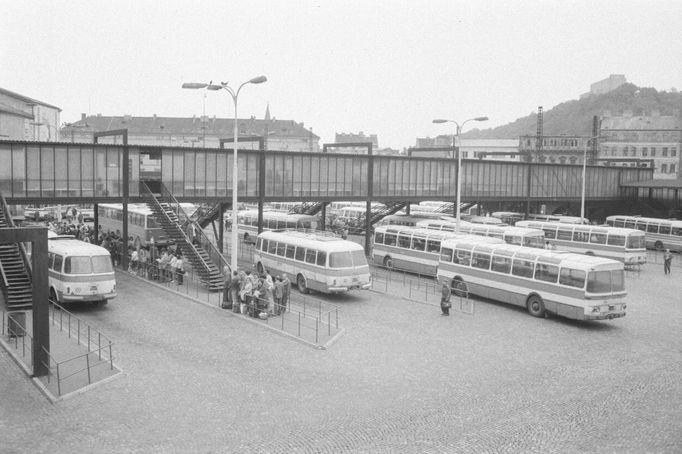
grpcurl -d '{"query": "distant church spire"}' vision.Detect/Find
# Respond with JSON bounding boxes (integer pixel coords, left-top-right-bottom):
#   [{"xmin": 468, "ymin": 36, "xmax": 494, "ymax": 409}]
[{"xmin": 264, "ymin": 103, "xmax": 271, "ymax": 121}]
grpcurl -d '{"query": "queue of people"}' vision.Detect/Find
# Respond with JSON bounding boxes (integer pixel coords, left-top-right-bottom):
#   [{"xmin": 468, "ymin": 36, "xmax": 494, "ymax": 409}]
[{"xmin": 222, "ymin": 268, "xmax": 291, "ymax": 319}]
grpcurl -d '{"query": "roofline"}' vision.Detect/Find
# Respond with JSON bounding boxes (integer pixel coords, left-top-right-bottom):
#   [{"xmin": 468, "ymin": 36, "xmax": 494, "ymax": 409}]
[{"xmin": 0, "ymin": 87, "xmax": 62, "ymax": 111}]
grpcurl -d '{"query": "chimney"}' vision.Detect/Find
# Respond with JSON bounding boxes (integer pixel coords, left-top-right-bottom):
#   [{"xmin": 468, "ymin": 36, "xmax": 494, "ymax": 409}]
[{"xmin": 81, "ymin": 113, "xmax": 86, "ymax": 121}]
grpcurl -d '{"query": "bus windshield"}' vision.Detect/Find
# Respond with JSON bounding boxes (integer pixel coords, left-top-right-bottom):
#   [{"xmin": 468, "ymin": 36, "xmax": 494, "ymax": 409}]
[
  {"xmin": 586, "ymin": 270, "xmax": 625, "ymax": 293},
  {"xmin": 92, "ymin": 256, "xmax": 114, "ymax": 273},
  {"xmin": 524, "ymin": 236, "xmax": 545, "ymax": 248},
  {"xmin": 626, "ymin": 235, "xmax": 646, "ymax": 249}
]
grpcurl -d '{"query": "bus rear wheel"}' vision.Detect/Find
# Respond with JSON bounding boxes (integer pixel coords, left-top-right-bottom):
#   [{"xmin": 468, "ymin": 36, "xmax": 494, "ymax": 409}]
[
  {"xmin": 297, "ymin": 274, "xmax": 309, "ymax": 294},
  {"xmin": 527, "ymin": 295, "xmax": 546, "ymax": 318},
  {"xmin": 383, "ymin": 256, "xmax": 393, "ymax": 268},
  {"xmin": 655, "ymin": 241, "xmax": 664, "ymax": 250}
]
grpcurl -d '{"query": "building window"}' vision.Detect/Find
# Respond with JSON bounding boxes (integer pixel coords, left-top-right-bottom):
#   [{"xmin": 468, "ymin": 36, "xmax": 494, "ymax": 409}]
[
  {"xmin": 661, "ymin": 163, "xmax": 667, "ymax": 173},
  {"xmin": 642, "ymin": 147, "xmax": 648, "ymax": 157},
  {"xmin": 651, "ymin": 147, "xmax": 656, "ymax": 156},
  {"xmin": 663, "ymin": 147, "xmax": 668, "ymax": 157},
  {"xmin": 622, "ymin": 146, "xmax": 628, "ymax": 156},
  {"xmin": 630, "ymin": 163, "xmax": 636, "ymax": 167},
  {"xmin": 630, "ymin": 146, "xmax": 637, "ymax": 156},
  {"xmin": 671, "ymin": 164, "xmax": 676, "ymax": 173},
  {"xmin": 671, "ymin": 147, "xmax": 677, "ymax": 157}
]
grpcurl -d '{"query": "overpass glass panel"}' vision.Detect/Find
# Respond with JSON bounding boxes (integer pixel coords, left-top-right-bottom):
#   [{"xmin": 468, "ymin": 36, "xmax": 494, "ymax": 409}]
[
  {"xmin": 68, "ymin": 147, "xmax": 81, "ymax": 197},
  {"xmin": 217, "ymin": 152, "xmax": 227, "ymax": 197},
  {"xmin": 27, "ymin": 146, "xmax": 40, "ymax": 198},
  {"xmin": 106, "ymin": 147, "xmax": 121, "ymax": 197},
  {"xmin": 183, "ymin": 151, "xmax": 195, "ymax": 196},
  {"xmin": 128, "ymin": 147, "xmax": 139, "ymax": 197},
  {"xmin": 81, "ymin": 146, "xmax": 94, "ymax": 198},
  {"xmin": 41, "ymin": 146, "xmax": 54, "ymax": 197},
  {"xmin": 55, "ymin": 146, "xmax": 67, "ymax": 197}
]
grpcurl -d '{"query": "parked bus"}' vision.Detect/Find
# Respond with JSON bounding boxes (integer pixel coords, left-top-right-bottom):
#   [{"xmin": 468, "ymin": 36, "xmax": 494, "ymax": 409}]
[
  {"xmin": 415, "ymin": 219, "xmax": 546, "ymax": 248},
  {"xmin": 375, "ymin": 213, "xmax": 451, "ymax": 228},
  {"xmin": 372, "ymin": 225, "xmax": 503, "ymax": 276},
  {"xmin": 97, "ymin": 203, "xmax": 197, "ymax": 246},
  {"xmin": 491, "ymin": 212, "xmax": 525, "ymax": 226},
  {"xmin": 436, "ymin": 237, "xmax": 627, "ymax": 321},
  {"xmin": 47, "ymin": 235, "xmax": 117, "ymax": 306},
  {"xmin": 466, "ymin": 216, "xmax": 507, "ymax": 226},
  {"xmin": 254, "ymin": 230, "xmax": 371, "ymax": 294},
  {"xmin": 605, "ymin": 215, "xmax": 682, "ymax": 252},
  {"xmin": 237, "ymin": 210, "xmax": 318, "ymax": 244},
  {"xmin": 516, "ymin": 220, "xmax": 647, "ymax": 264},
  {"xmin": 526, "ymin": 214, "xmax": 588, "ymax": 224}
]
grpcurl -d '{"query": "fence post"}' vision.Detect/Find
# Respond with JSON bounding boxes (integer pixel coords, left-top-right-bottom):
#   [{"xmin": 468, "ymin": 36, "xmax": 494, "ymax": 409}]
[{"xmin": 86, "ymin": 352, "xmax": 91, "ymax": 385}]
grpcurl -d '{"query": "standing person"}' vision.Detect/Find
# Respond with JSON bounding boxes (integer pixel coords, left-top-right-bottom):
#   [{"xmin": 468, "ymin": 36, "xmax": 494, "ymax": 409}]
[
  {"xmin": 663, "ymin": 249, "xmax": 673, "ymax": 275},
  {"xmin": 440, "ymin": 283, "xmax": 452, "ymax": 316},
  {"xmin": 222, "ymin": 266, "xmax": 232, "ymax": 309},
  {"xmin": 138, "ymin": 246, "xmax": 148, "ymax": 277},
  {"xmin": 281, "ymin": 273, "xmax": 291, "ymax": 314},
  {"xmin": 175, "ymin": 254, "xmax": 185, "ymax": 285},
  {"xmin": 274, "ymin": 276, "xmax": 284, "ymax": 315},
  {"xmin": 169, "ymin": 253, "xmax": 178, "ymax": 284},
  {"xmin": 229, "ymin": 271, "xmax": 241, "ymax": 312}
]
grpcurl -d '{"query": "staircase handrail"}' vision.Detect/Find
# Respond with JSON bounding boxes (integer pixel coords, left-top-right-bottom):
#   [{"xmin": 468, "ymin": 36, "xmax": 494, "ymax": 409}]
[
  {"xmin": 155, "ymin": 183, "xmax": 230, "ymax": 275},
  {"xmin": 0, "ymin": 193, "xmax": 32, "ymax": 280},
  {"xmin": 0, "ymin": 257, "xmax": 9, "ymax": 292}
]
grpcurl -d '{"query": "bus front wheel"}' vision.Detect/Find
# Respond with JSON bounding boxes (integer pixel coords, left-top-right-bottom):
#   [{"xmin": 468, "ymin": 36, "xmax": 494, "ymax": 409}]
[
  {"xmin": 527, "ymin": 294, "xmax": 546, "ymax": 318},
  {"xmin": 297, "ymin": 274, "xmax": 309, "ymax": 294},
  {"xmin": 655, "ymin": 241, "xmax": 664, "ymax": 250}
]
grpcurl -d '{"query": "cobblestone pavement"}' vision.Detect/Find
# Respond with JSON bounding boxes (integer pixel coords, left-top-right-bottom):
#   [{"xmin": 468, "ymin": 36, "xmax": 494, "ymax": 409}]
[{"xmin": 1, "ymin": 258, "xmax": 680, "ymax": 453}]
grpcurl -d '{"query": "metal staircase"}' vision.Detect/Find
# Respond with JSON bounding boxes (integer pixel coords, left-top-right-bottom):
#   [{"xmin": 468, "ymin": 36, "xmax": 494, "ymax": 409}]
[
  {"xmin": 291, "ymin": 202, "xmax": 327, "ymax": 216},
  {"xmin": 140, "ymin": 182, "xmax": 226, "ymax": 291},
  {"xmin": 0, "ymin": 193, "xmax": 33, "ymax": 309},
  {"xmin": 369, "ymin": 202, "xmax": 408, "ymax": 225}
]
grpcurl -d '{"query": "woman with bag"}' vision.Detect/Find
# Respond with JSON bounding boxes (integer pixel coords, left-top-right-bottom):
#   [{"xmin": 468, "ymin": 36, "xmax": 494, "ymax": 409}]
[{"xmin": 440, "ymin": 283, "xmax": 452, "ymax": 316}]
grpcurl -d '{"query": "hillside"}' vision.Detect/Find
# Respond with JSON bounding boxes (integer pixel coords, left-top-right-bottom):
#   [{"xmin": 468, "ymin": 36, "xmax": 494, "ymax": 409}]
[{"xmin": 464, "ymin": 83, "xmax": 682, "ymax": 139}]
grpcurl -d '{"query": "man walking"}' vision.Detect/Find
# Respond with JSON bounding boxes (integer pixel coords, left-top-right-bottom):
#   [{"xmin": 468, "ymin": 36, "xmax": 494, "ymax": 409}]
[{"xmin": 440, "ymin": 283, "xmax": 452, "ymax": 316}]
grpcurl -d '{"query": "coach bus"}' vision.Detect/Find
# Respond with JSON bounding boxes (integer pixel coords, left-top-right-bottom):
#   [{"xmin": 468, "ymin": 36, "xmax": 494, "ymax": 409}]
[
  {"xmin": 236, "ymin": 210, "xmax": 318, "ymax": 244},
  {"xmin": 371, "ymin": 225, "xmax": 503, "ymax": 276},
  {"xmin": 97, "ymin": 203, "xmax": 197, "ymax": 246},
  {"xmin": 415, "ymin": 219, "xmax": 546, "ymax": 249},
  {"xmin": 526, "ymin": 214, "xmax": 589, "ymax": 224},
  {"xmin": 436, "ymin": 237, "xmax": 627, "ymax": 321},
  {"xmin": 605, "ymin": 215, "xmax": 682, "ymax": 252},
  {"xmin": 47, "ymin": 235, "xmax": 117, "ymax": 306},
  {"xmin": 491, "ymin": 212, "xmax": 525, "ymax": 226},
  {"xmin": 516, "ymin": 220, "xmax": 647, "ymax": 264},
  {"xmin": 254, "ymin": 230, "xmax": 371, "ymax": 294}
]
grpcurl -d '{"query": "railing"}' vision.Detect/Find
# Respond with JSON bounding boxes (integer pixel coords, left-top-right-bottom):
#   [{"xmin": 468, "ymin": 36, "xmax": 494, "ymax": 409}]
[
  {"xmin": 1, "ymin": 305, "xmax": 115, "ymax": 397},
  {"xmin": 122, "ymin": 259, "xmax": 342, "ymax": 347},
  {"xmin": 369, "ymin": 262, "xmax": 474, "ymax": 314},
  {"xmin": 1, "ymin": 193, "xmax": 32, "ymax": 280}
]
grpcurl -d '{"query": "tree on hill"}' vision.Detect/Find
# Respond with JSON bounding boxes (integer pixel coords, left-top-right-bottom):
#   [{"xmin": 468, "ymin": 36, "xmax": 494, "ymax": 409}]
[{"xmin": 464, "ymin": 84, "xmax": 682, "ymax": 139}]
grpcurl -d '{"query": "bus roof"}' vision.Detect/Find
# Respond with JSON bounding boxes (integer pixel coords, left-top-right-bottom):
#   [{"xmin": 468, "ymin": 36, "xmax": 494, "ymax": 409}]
[
  {"xmin": 441, "ymin": 238, "xmax": 622, "ymax": 269},
  {"xmin": 48, "ymin": 237, "xmax": 112, "ymax": 256},
  {"xmin": 606, "ymin": 215, "xmax": 682, "ymax": 225},
  {"xmin": 516, "ymin": 221, "xmax": 645, "ymax": 236},
  {"xmin": 239, "ymin": 210, "xmax": 316, "ymax": 220},
  {"xmin": 258, "ymin": 230, "xmax": 364, "ymax": 252}
]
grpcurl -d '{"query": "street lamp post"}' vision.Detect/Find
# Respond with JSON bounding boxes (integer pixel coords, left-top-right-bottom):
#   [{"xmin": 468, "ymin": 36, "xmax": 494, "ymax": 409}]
[
  {"xmin": 432, "ymin": 116, "xmax": 488, "ymax": 233},
  {"xmin": 581, "ymin": 135, "xmax": 604, "ymax": 223},
  {"xmin": 183, "ymin": 76, "xmax": 267, "ymax": 274}
]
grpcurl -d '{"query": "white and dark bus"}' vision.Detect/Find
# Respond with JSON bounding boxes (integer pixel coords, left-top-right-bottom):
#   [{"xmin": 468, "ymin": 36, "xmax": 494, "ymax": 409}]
[{"xmin": 605, "ymin": 215, "xmax": 682, "ymax": 252}]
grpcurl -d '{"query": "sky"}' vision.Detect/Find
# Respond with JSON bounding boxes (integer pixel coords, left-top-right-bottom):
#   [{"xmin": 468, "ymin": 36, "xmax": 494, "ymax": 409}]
[{"xmin": 2, "ymin": 0, "xmax": 681, "ymax": 149}]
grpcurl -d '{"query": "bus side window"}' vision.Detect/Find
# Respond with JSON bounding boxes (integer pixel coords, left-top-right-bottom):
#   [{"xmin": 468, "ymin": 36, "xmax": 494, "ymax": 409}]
[
  {"xmin": 295, "ymin": 247, "xmax": 306, "ymax": 262},
  {"xmin": 491, "ymin": 255, "xmax": 512, "ymax": 274},
  {"xmin": 53, "ymin": 254, "xmax": 64, "ymax": 273},
  {"xmin": 48, "ymin": 252, "xmax": 54, "ymax": 270},
  {"xmin": 316, "ymin": 251, "xmax": 327, "ymax": 266},
  {"xmin": 511, "ymin": 259, "xmax": 534, "ymax": 278},
  {"xmin": 613, "ymin": 219, "xmax": 625, "ymax": 228},
  {"xmin": 559, "ymin": 268, "xmax": 586, "ymax": 288},
  {"xmin": 384, "ymin": 234, "xmax": 397, "ymax": 246},
  {"xmin": 607, "ymin": 235, "xmax": 625, "ymax": 246},
  {"xmin": 542, "ymin": 228, "xmax": 557, "ymax": 239},
  {"xmin": 276, "ymin": 242, "xmax": 286, "ymax": 256},
  {"xmin": 427, "ymin": 240, "xmax": 440, "ymax": 253},
  {"xmin": 535, "ymin": 263, "xmax": 558, "ymax": 283},
  {"xmin": 268, "ymin": 241, "xmax": 278, "ymax": 254},
  {"xmin": 659, "ymin": 224, "xmax": 671, "ymax": 235},
  {"xmin": 573, "ymin": 230, "xmax": 589, "ymax": 242},
  {"xmin": 256, "ymin": 238, "xmax": 262, "ymax": 250},
  {"xmin": 672, "ymin": 227, "xmax": 682, "ymax": 237},
  {"xmin": 261, "ymin": 239, "xmax": 269, "ymax": 252},
  {"xmin": 440, "ymin": 247, "xmax": 453, "ymax": 262},
  {"xmin": 411, "ymin": 237, "xmax": 426, "ymax": 251},
  {"xmin": 398, "ymin": 234, "xmax": 411, "ymax": 249},
  {"xmin": 285, "ymin": 245, "xmax": 296, "ymax": 259},
  {"xmin": 374, "ymin": 232, "xmax": 384, "ymax": 244},
  {"xmin": 305, "ymin": 249, "xmax": 317, "ymax": 264},
  {"xmin": 456, "ymin": 250, "xmax": 471, "ymax": 266},
  {"xmin": 590, "ymin": 233, "xmax": 607, "ymax": 244},
  {"xmin": 646, "ymin": 223, "xmax": 659, "ymax": 234},
  {"xmin": 556, "ymin": 228, "xmax": 573, "ymax": 241}
]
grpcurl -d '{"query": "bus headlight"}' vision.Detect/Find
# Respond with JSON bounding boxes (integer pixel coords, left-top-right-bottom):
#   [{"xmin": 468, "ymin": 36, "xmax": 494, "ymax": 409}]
[
  {"xmin": 75, "ymin": 287, "xmax": 81, "ymax": 294},
  {"xmin": 66, "ymin": 286, "xmax": 71, "ymax": 294},
  {"xmin": 591, "ymin": 306, "xmax": 601, "ymax": 313}
]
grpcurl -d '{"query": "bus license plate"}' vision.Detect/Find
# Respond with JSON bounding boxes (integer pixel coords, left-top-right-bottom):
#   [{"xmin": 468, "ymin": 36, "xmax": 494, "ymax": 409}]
[{"xmin": 90, "ymin": 285, "xmax": 98, "ymax": 292}]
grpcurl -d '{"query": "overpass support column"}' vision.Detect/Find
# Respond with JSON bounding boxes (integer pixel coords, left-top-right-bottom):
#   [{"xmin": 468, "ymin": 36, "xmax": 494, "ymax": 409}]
[{"xmin": 364, "ymin": 144, "xmax": 374, "ymax": 256}]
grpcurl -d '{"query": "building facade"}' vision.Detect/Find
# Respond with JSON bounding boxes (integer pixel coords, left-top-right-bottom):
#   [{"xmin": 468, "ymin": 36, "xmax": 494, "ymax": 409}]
[
  {"xmin": 599, "ymin": 111, "xmax": 681, "ymax": 179},
  {"xmin": 61, "ymin": 110, "xmax": 320, "ymax": 152},
  {"xmin": 518, "ymin": 135, "xmax": 596, "ymax": 165},
  {"xmin": 0, "ymin": 87, "xmax": 61, "ymax": 141},
  {"xmin": 580, "ymin": 74, "xmax": 627, "ymax": 99},
  {"xmin": 414, "ymin": 136, "xmax": 519, "ymax": 161}
]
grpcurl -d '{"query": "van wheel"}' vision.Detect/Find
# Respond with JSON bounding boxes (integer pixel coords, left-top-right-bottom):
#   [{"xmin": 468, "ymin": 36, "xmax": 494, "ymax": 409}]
[
  {"xmin": 383, "ymin": 256, "xmax": 393, "ymax": 268},
  {"xmin": 451, "ymin": 277, "xmax": 468, "ymax": 297},
  {"xmin": 297, "ymin": 274, "xmax": 309, "ymax": 294},
  {"xmin": 49, "ymin": 288, "xmax": 58, "ymax": 305},
  {"xmin": 654, "ymin": 241, "xmax": 664, "ymax": 250},
  {"xmin": 527, "ymin": 295, "xmax": 546, "ymax": 318}
]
